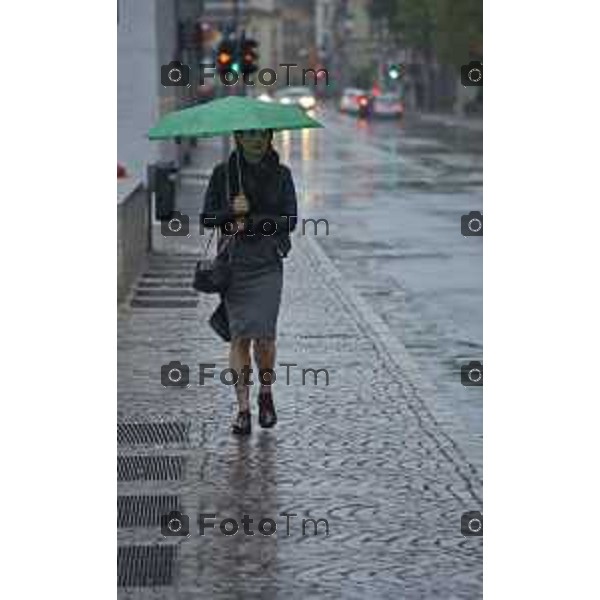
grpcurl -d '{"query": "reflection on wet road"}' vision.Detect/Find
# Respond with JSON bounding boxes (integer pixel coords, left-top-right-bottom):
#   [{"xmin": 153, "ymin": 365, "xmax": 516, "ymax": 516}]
[{"xmin": 275, "ymin": 107, "xmax": 483, "ymax": 467}]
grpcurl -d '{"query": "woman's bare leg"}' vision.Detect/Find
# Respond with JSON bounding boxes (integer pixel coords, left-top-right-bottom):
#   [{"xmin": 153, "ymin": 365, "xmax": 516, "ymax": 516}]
[
  {"xmin": 253, "ymin": 338, "xmax": 276, "ymax": 389},
  {"xmin": 229, "ymin": 337, "xmax": 252, "ymax": 412},
  {"xmin": 254, "ymin": 338, "xmax": 278, "ymax": 428}
]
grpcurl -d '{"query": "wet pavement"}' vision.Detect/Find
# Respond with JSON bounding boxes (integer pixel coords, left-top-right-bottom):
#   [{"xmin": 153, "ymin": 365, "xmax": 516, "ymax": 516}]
[
  {"xmin": 281, "ymin": 108, "xmax": 483, "ymax": 470},
  {"xmin": 118, "ymin": 108, "xmax": 483, "ymax": 599}
]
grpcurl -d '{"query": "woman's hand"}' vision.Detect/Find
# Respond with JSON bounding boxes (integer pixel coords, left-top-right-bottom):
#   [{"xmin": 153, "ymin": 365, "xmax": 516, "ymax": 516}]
[{"xmin": 232, "ymin": 193, "xmax": 249, "ymax": 216}]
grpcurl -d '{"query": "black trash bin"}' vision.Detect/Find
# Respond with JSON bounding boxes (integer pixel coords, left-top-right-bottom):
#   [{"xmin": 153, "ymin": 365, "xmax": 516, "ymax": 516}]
[{"xmin": 148, "ymin": 161, "xmax": 178, "ymax": 220}]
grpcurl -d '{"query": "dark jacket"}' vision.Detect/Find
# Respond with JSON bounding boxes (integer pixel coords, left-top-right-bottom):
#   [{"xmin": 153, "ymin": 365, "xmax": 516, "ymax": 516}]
[{"xmin": 200, "ymin": 149, "xmax": 298, "ymax": 257}]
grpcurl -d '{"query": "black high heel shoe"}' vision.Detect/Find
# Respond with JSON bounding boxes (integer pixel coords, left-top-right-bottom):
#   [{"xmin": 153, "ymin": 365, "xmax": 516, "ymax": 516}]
[
  {"xmin": 258, "ymin": 391, "xmax": 277, "ymax": 429},
  {"xmin": 232, "ymin": 410, "xmax": 251, "ymax": 435}
]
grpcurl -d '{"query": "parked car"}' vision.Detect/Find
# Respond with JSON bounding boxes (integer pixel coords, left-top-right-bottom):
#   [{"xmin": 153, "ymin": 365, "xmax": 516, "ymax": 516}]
[
  {"xmin": 372, "ymin": 93, "xmax": 404, "ymax": 118},
  {"xmin": 273, "ymin": 86, "xmax": 317, "ymax": 110}
]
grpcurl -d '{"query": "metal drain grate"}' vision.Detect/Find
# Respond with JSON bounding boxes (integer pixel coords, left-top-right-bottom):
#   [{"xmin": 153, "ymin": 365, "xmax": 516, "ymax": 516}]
[
  {"xmin": 141, "ymin": 272, "xmax": 192, "ymax": 279},
  {"xmin": 134, "ymin": 289, "xmax": 197, "ymax": 297},
  {"xmin": 130, "ymin": 298, "xmax": 197, "ymax": 309},
  {"xmin": 118, "ymin": 422, "xmax": 190, "ymax": 446},
  {"xmin": 118, "ymin": 495, "xmax": 181, "ymax": 528},
  {"xmin": 118, "ymin": 456, "xmax": 185, "ymax": 481},
  {"xmin": 137, "ymin": 280, "xmax": 190, "ymax": 288},
  {"xmin": 130, "ymin": 299, "xmax": 198, "ymax": 309},
  {"xmin": 117, "ymin": 545, "xmax": 177, "ymax": 588}
]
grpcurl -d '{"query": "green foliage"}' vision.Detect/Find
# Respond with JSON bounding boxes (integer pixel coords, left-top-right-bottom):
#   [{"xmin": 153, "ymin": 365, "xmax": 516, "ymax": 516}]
[{"xmin": 368, "ymin": 0, "xmax": 482, "ymax": 66}]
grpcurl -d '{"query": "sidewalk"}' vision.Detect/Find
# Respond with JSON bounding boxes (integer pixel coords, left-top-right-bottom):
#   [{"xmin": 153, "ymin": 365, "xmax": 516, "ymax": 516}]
[{"xmin": 118, "ymin": 240, "xmax": 482, "ymax": 598}]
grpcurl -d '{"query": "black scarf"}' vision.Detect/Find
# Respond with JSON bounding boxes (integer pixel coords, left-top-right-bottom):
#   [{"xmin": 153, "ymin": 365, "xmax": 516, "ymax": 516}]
[{"xmin": 227, "ymin": 147, "xmax": 281, "ymax": 214}]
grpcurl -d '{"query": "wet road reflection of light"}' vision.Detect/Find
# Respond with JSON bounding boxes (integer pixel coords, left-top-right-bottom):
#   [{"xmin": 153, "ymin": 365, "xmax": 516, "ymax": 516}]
[
  {"xmin": 301, "ymin": 127, "xmax": 312, "ymax": 162},
  {"xmin": 356, "ymin": 117, "xmax": 370, "ymax": 133},
  {"xmin": 278, "ymin": 129, "xmax": 291, "ymax": 164}
]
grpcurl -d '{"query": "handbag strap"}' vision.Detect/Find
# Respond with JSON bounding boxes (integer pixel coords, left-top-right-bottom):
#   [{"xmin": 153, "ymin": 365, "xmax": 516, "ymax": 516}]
[
  {"xmin": 202, "ymin": 228, "xmax": 217, "ymax": 256},
  {"xmin": 235, "ymin": 148, "xmax": 243, "ymax": 195},
  {"xmin": 199, "ymin": 149, "xmax": 242, "ymax": 259},
  {"xmin": 225, "ymin": 148, "xmax": 243, "ymax": 200}
]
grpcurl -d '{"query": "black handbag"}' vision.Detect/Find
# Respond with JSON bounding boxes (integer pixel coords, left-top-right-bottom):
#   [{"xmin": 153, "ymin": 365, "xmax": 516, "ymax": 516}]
[{"xmin": 192, "ymin": 230, "xmax": 233, "ymax": 294}]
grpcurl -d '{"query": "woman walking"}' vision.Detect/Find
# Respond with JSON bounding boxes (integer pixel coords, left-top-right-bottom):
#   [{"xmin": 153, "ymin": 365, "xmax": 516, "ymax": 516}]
[{"xmin": 201, "ymin": 129, "xmax": 298, "ymax": 435}]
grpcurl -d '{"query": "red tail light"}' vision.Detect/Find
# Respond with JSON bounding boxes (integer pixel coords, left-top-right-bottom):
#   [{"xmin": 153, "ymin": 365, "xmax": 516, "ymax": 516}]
[{"xmin": 358, "ymin": 96, "xmax": 368, "ymax": 107}]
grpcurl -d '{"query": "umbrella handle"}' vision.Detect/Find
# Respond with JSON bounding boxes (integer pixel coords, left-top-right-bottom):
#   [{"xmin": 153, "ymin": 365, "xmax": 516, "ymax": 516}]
[
  {"xmin": 235, "ymin": 149, "xmax": 243, "ymax": 196},
  {"xmin": 226, "ymin": 149, "xmax": 244, "ymax": 201},
  {"xmin": 224, "ymin": 150, "xmax": 244, "ymax": 225}
]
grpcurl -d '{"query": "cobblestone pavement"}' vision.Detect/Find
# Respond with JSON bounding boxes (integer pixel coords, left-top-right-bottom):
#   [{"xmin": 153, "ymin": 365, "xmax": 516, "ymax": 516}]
[{"xmin": 118, "ymin": 240, "xmax": 482, "ymax": 598}]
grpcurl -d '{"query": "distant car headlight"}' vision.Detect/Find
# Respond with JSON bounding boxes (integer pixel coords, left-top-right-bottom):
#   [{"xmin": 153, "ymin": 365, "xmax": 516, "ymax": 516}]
[
  {"xmin": 299, "ymin": 96, "xmax": 316, "ymax": 109},
  {"xmin": 280, "ymin": 97, "xmax": 292, "ymax": 104},
  {"xmin": 257, "ymin": 93, "xmax": 273, "ymax": 102}
]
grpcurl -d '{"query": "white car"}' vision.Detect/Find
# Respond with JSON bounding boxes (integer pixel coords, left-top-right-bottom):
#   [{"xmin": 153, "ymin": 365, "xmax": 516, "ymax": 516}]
[
  {"xmin": 273, "ymin": 87, "xmax": 317, "ymax": 110},
  {"xmin": 372, "ymin": 93, "xmax": 404, "ymax": 118},
  {"xmin": 339, "ymin": 88, "xmax": 369, "ymax": 114}
]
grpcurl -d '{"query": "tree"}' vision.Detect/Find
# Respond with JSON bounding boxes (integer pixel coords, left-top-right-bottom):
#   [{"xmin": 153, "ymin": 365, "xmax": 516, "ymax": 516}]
[{"xmin": 368, "ymin": 0, "xmax": 482, "ymax": 67}]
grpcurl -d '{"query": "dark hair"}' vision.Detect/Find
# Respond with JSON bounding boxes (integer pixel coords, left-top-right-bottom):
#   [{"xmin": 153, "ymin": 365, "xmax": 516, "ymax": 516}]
[{"xmin": 234, "ymin": 129, "xmax": 273, "ymax": 139}]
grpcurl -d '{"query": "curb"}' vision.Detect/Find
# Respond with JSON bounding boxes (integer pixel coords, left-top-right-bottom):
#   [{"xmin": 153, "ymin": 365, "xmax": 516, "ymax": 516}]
[{"xmin": 300, "ymin": 234, "xmax": 483, "ymax": 503}]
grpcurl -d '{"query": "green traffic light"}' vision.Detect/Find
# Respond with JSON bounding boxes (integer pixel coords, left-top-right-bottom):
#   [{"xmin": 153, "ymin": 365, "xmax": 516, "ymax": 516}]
[
  {"xmin": 388, "ymin": 66, "xmax": 400, "ymax": 80},
  {"xmin": 232, "ymin": 63, "xmax": 240, "ymax": 73}
]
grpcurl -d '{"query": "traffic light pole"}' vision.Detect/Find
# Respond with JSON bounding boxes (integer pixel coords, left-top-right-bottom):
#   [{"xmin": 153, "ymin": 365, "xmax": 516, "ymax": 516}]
[
  {"xmin": 220, "ymin": 78, "xmax": 231, "ymax": 163},
  {"xmin": 221, "ymin": 0, "xmax": 247, "ymax": 162}
]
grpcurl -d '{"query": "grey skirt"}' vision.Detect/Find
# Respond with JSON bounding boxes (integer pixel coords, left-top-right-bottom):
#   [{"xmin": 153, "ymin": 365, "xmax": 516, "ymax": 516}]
[{"xmin": 224, "ymin": 236, "xmax": 283, "ymax": 339}]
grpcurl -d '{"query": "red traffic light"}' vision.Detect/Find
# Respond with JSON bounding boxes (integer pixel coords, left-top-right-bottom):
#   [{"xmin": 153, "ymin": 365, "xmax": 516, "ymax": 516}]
[
  {"xmin": 218, "ymin": 51, "xmax": 232, "ymax": 65},
  {"xmin": 216, "ymin": 41, "xmax": 235, "ymax": 69},
  {"xmin": 241, "ymin": 38, "xmax": 258, "ymax": 74}
]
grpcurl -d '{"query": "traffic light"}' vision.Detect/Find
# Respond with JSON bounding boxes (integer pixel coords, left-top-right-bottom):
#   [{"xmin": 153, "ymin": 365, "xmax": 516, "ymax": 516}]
[
  {"xmin": 216, "ymin": 40, "xmax": 236, "ymax": 75},
  {"xmin": 240, "ymin": 38, "xmax": 259, "ymax": 75},
  {"xmin": 387, "ymin": 64, "xmax": 404, "ymax": 80}
]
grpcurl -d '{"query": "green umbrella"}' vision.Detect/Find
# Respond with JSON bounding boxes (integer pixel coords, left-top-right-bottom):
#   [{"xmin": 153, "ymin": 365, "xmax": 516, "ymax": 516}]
[{"xmin": 148, "ymin": 96, "xmax": 323, "ymax": 140}]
